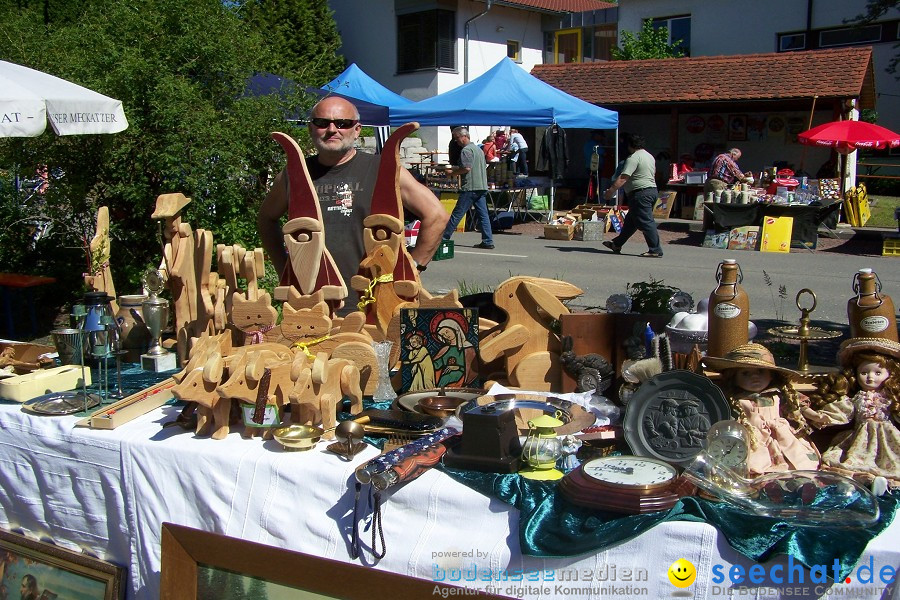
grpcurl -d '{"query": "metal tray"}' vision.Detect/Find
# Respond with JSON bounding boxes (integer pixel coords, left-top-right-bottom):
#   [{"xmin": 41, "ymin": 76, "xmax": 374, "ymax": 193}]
[
  {"xmin": 22, "ymin": 392, "xmax": 102, "ymax": 416},
  {"xmin": 454, "ymin": 393, "xmax": 594, "ymax": 435}
]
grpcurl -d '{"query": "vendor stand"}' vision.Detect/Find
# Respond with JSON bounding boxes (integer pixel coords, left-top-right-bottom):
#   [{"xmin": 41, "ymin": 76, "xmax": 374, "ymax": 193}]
[
  {"xmin": 703, "ymin": 200, "xmax": 843, "ymax": 249},
  {"xmin": 2, "ymin": 392, "xmax": 898, "ymax": 600}
]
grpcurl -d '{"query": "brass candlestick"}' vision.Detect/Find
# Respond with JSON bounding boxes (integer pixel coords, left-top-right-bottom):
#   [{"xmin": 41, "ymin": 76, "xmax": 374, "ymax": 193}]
[{"xmin": 768, "ymin": 289, "xmax": 841, "ymax": 375}]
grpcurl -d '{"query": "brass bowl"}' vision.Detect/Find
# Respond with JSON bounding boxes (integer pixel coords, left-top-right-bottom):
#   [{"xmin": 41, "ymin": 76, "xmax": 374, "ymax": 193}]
[
  {"xmin": 273, "ymin": 424, "xmax": 323, "ymax": 451},
  {"xmin": 418, "ymin": 396, "xmax": 467, "ymax": 418}
]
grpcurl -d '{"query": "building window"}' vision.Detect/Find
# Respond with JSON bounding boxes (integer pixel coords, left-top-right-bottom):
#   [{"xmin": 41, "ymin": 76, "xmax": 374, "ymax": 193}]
[
  {"xmin": 507, "ymin": 40, "xmax": 521, "ymax": 62},
  {"xmin": 819, "ymin": 24, "xmax": 882, "ymax": 47},
  {"xmin": 397, "ymin": 9, "xmax": 456, "ymax": 73},
  {"xmin": 651, "ymin": 15, "xmax": 691, "ymax": 56},
  {"xmin": 779, "ymin": 33, "xmax": 807, "ymax": 51},
  {"xmin": 554, "ymin": 28, "xmax": 582, "ymax": 63},
  {"xmin": 586, "ymin": 23, "xmax": 616, "ymax": 62}
]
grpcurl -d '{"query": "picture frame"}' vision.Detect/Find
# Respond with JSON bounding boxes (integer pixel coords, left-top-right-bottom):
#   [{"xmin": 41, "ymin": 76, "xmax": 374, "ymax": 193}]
[
  {"xmin": 399, "ymin": 308, "xmax": 480, "ymax": 393},
  {"xmin": 160, "ymin": 523, "xmax": 511, "ymax": 600},
  {"xmin": 0, "ymin": 528, "xmax": 124, "ymax": 600},
  {"xmin": 728, "ymin": 114, "xmax": 747, "ymax": 141}
]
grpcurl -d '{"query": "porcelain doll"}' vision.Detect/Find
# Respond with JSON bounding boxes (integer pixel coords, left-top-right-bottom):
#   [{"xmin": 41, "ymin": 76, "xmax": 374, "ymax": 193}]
[
  {"xmin": 704, "ymin": 343, "xmax": 820, "ymax": 476},
  {"xmin": 806, "ymin": 338, "xmax": 900, "ymax": 490}
]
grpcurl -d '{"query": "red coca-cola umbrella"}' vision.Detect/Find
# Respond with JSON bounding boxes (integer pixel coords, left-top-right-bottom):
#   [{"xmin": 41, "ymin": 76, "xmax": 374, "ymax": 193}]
[
  {"xmin": 798, "ymin": 119, "xmax": 900, "ymax": 197},
  {"xmin": 798, "ymin": 119, "xmax": 900, "ymax": 153}
]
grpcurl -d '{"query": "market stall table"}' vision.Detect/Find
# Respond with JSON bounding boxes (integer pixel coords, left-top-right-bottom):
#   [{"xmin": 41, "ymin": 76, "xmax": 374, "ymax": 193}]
[
  {"xmin": 1, "ymin": 394, "xmax": 898, "ymax": 600},
  {"xmin": 702, "ymin": 201, "xmax": 843, "ymax": 249}
]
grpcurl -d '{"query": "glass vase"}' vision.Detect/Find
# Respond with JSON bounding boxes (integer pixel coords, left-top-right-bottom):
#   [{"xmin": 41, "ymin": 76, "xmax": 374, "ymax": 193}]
[{"xmin": 372, "ymin": 341, "xmax": 397, "ymax": 402}]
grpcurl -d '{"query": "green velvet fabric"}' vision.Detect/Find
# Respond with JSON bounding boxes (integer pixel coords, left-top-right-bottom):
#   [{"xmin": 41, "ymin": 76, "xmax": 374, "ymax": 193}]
[{"xmin": 439, "ymin": 467, "xmax": 899, "ymax": 580}]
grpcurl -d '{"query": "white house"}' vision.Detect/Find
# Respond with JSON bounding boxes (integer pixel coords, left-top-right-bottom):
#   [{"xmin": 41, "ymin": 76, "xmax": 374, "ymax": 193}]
[{"xmin": 327, "ymin": 0, "xmax": 615, "ymax": 151}]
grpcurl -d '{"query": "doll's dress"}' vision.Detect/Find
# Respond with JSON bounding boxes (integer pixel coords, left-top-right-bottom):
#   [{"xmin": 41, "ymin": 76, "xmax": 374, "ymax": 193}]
[
  {"xmin": 736, "ymin": 389, "xmax": 821, "ymax": 476},
  {"xmin": 816, "ymin": 391, "xmax": 900, "ymax": 485}
]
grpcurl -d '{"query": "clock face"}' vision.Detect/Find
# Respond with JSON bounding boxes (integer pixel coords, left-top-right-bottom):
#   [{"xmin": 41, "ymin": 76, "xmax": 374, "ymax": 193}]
[
  {"xmin": 582, "ymin": 456, "xmax": 678, "ymax": 489},
  {"xmin": 705, "ymin": 420, "xmax": 749, "ymax": 470}
]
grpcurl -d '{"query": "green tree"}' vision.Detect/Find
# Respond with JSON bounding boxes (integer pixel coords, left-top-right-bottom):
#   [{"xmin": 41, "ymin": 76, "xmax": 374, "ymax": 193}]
[
  {"xmin": 239, "ymin": 0, "xmax": 345, "ymax": 84},
  {"xmin": 611, "ymin": 20, "xmax": 684, "ymax": 61},
  {"xmin": 0, "ymin": 0, "xmax": 334, "ymax": 314}
]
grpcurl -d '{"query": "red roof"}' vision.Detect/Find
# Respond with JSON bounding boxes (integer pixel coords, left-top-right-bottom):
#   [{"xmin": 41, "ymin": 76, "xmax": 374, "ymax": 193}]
[
  {"xmin": 531, "ymin": 47, "xmax": 875, "ymax": 108},
  {"xmin": 494, "ymin": 0, "xmax": 615, "ymax": 13}
]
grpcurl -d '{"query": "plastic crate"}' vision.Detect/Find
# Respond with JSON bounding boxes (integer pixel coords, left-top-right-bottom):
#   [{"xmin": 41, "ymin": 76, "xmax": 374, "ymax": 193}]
[
  {"xmin": 883, "ymin": 234, "xmax": 900, "ymax": 256},
  {"xmin": 433, "ymin": 239, "xmax": 454, "ymax": 261}
]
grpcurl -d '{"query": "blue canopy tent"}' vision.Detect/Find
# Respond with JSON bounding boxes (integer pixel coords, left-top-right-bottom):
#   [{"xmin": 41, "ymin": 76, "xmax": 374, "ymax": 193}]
[
  {"xmin": 389, "ymin": 58, "xmax": 619, "ymax": 217},
  {"xmin": 247, "ymin": 72, "xmax": 390, "ymax": 125},
  {"xmin": 323, "ymin": 64, "xmax": 414, "ymax": 152},
  {"xmin": 388, "ymin": 58, "xmax": 617, "ymax": 129}
]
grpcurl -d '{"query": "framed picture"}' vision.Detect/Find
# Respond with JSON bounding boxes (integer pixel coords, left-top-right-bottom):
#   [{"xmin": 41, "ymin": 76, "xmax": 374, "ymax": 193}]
[
  {"xmin": 399, "ymin": 308, "xmax": 480, "ymax": 393},
  {"xmin": 728, "ymin": 114, "xmax": 747, "ymax": 141},
  {"xmin": 652, "ymin": 191, "xmax": 676, "ymax": 219},
  {"xmin": 0, "ymin": 528, "xmax": 124, "ymax": 600},
  {"xmin": 160, "ymin": 523, "xmax": 512, "ymax": 600}
]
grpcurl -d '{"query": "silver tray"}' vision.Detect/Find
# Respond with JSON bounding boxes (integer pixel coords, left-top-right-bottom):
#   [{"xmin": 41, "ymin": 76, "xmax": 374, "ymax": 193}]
[
  {"xmin": 455, "ymin": 393, "xmax": 594, "ymax": 435},
  {"xmin": 22, "ymin": 392, "xmax": 102, "ymax": 416}
]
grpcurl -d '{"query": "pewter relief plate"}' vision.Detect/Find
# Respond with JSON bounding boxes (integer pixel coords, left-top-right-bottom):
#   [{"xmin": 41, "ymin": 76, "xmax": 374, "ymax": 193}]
[{"xmin": 623, "ymin": 370, "xmax": 730, "ymax": 466}]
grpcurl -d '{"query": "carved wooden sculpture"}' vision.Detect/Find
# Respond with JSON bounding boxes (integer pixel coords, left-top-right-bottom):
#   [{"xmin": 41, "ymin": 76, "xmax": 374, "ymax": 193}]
[
  {"xmin": 229, "ymin": 249, "xmax": 279, "ymax": 346},
  {"xmin": 217, "ymin": 349, "xmax": 295, "ymax": 439},
  {"xmin": 270, "ymin": 131, "xmax": 347, "ymax": 316},
  {"xmin": 153, "ymin": 193, "xmax": 197, "ymax": 364},
  {"xmin": 479, "ymin": 276, "xmax": 584, "ymax": 391},
  {"xmin": 351, "ymin": 123, "xmax": 422, "ymax": 336},
  {"xmin": 84, "ymin": 206, "xmax": 118, "ymax": 314},
  {"xmin": 289, "ymin": 351, "xmax": 363, "ymax": 440}
]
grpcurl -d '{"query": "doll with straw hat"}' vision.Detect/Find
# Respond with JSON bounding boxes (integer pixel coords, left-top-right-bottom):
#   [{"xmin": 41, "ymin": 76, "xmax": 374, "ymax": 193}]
[
  {"xmin": 703, "ymin": 343, "xmax": 821, "ymax": 476},
  {"xmin": 806, "ymin": 337, "xmax": 900, "ymax": 491}
]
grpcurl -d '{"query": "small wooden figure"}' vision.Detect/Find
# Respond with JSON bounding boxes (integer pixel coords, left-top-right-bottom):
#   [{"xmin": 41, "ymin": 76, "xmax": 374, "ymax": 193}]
[
  {"xmin": 479, "ymin": 276, "xmax": 583, "ymax": 391},
  {"xmin": 703, "ymin": 343, "xmax": 821, "ymax": 476},
  {"xmin": 288, "ymin": 351, "xmax": 363, "ymax": 439}
]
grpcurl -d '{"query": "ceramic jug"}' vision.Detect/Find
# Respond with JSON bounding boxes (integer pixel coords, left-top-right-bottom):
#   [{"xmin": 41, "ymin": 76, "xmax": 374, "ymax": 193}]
[
  {"xmin": 847, "ymin": 269, "xmax": 898, "ymax": 342},
  {"xmin": 116, "ymin": 294, "xmax": 151, "ymax": 352},
  {"xmin": 707, "ymin": 259, "xmax": 750, "ymax": 357}
]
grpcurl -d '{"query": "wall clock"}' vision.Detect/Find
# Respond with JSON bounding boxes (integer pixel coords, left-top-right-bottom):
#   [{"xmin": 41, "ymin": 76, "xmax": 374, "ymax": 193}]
[{"xmin": 559, "ymin": 455, "xmax": 695, "ymax": 514}]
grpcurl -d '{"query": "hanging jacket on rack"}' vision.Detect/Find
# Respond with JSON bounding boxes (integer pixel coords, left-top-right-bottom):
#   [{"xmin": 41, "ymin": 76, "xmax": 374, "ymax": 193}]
[{"xmin": 538, "ymin": 124, "xmax": 568, "ymax": 181}]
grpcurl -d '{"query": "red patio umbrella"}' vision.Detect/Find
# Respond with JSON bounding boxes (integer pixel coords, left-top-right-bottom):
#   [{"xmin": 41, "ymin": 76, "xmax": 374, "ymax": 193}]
[
  {"xmin": 797, "ymin": 119, "xmax": 900, "ymax": 199},
  {"xmin": 798, "ymin": 119, "xmax": 900, "ymax": 153}
]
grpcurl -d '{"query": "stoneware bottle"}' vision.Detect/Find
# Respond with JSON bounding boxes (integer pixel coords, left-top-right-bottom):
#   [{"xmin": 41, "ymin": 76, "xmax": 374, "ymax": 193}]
[
  {"xmin": 847, "ymin": 268, "xmax": 898, "ymax": 342},
  {"xmin": 707, "ymin": 259, "xmax": 750, "ymax": 357}
]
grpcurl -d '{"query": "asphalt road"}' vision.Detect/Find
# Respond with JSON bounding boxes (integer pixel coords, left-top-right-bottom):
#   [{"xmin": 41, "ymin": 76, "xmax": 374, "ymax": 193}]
[{"xmin": 419, "ymin": 226, "xmax": 900, "ymax": 328}]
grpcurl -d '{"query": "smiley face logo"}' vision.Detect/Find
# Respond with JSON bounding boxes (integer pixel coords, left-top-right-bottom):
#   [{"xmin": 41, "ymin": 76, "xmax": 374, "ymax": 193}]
[{"xmin": 668, "ymin": 558, "xmax": 696, "ymax": 587}]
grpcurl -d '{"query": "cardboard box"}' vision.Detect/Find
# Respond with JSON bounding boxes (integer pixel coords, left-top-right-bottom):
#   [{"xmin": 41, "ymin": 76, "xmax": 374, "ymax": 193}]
[
  {"xmin": 575, "ymin": 220, "xmax": 606, "ymax": 241},
  {"xmin": 544, "ymin": 224, "xmax": 575, "ymax": 240},
  {"xmin": 0, "ymin": 342, "xmax": 55, "ymax": 374}
]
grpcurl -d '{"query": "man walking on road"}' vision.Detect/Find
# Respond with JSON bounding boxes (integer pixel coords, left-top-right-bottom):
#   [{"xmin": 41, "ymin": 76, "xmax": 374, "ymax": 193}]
[
  {"xmin": 602, "ymin": 134, "xmax": 663, "ymax": 258},
  {"xmin": 443, "ymin": 127, "xmax": 494, "ymax": 249}
]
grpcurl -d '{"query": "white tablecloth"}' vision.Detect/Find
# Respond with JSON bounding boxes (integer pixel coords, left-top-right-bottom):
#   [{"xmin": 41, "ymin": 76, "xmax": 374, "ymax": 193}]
[{"xmin": 0, "ymin": 401, "xmax": 897, "ymax": 600}]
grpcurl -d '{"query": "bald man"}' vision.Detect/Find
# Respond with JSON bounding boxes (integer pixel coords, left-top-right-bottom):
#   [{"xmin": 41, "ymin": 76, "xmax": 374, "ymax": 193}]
[{"xmin": 258, "ymin": 97, "xmax": 448, "ymax": 309}]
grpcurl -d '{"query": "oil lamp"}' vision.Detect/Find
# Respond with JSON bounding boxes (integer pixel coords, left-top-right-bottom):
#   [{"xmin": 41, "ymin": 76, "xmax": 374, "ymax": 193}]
[{"xmin": 520, "ymin": 413, "xmax": 564, "ymax": 480}]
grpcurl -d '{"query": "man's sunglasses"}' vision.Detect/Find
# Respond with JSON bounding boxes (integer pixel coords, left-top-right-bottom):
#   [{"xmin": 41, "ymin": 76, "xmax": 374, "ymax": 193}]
[{"xmin": 309, "ymin": 118, "xmax": 359, "ymax": 130}]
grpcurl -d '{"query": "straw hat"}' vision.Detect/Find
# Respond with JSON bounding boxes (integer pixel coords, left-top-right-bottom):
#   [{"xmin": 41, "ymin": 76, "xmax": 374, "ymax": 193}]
[
  {"xmin": 837, "ymin": 337, "xmax": 900, "ymax": 367},
  {"xmin": 702, "ymin": 343, "xmax": 799, "ymax": 379},
  {"xmin": 151, "ymin": 193, "xmax": 191, "ymax": 219}
]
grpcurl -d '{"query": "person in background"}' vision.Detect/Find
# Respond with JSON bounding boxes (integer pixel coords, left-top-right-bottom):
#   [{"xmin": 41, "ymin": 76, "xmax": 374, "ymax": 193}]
[
  {"xmin": 705, "ymin": 148, "xmax": 752, "ymax": 193},
  {"xmin": 602, "ymin": 134, "xmax": 663, "ymax": 258},
  {"xmin": 258, "ymin": 96, "xmax": 448, "ymax": 311},
  {"xmin": 494, "ymin": 129, "xmax": 508, "ymax": 157},
  {"xmin": 482, "ymin": 134, "xmax": 499, "ymax": 164},
  {"xmin": 20, "ymin": 575, "xmax": 38, "ymax": 600},
  {"xmin": 507, "ymin": 128, "xmax": 529, "ymax": 176},
  {"xmin": 443, "ymin": 127, "xmax": 494, "ymax": 250}
]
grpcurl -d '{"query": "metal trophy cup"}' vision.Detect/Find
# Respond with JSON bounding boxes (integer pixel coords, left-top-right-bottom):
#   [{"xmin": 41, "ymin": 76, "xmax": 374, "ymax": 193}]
[{"xmin": 140, "ymin": 269, "xmax": 177, "ymax": 371}]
